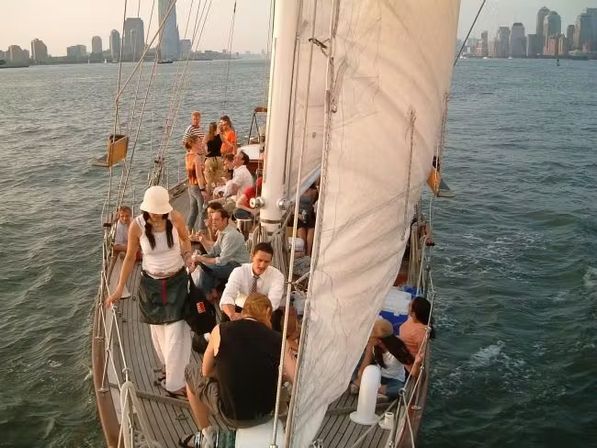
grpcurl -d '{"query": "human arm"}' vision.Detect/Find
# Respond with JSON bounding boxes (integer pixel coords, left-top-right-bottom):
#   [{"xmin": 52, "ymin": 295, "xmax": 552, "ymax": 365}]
[
  {"xmin": 283, "ymin": 344, "xmax": 296, "ymax": 384},
  {"xmin": 105, "ymin": 222, "xmax": 142, "ymax": 305},
  {"xmin": 267, "ymin": 269, "xmax": 285, "ymax": 310},
  {"xmin": 171, "ymin": 210, "xmax": 195, "ymax": 272},
  {"xmin": 202, "ymin": 324, "xmax": 221, "ymax": 378},
  {"xmin": 193, "ymin": 155, "xmax": 208, "ymax": 195},
  {"xmin": 219, "ymin": 267, "xmax": 243, "ymax": 319}
]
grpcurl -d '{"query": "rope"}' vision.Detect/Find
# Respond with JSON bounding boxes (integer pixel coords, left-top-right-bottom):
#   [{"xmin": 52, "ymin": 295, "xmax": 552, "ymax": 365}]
[
  {"xmin": 222, "ymin": 1, "xmax": 238, "ymax": 111},
  {"xmin": 402, "ymin": 109, "xmax": 416, "ymax": 241},
  {"xmin": 454, "ymin": 0, "xmax": 487, "ymax": 65}
]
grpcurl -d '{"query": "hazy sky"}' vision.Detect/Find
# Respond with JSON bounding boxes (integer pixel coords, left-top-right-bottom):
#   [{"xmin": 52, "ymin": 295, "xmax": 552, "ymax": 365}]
[{"xmin": 1, "ymin": 0, "xmax": 595, "ymax": 56}]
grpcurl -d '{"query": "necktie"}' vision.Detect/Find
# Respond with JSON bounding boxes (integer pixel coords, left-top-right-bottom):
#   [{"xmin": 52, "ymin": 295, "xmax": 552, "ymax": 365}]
[{"xmin": 250, "ymin": 275, "xmax": 259, "ymax": 294}]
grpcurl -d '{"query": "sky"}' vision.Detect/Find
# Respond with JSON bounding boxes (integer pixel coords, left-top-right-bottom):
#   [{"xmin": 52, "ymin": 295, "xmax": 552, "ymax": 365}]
[{"xmin": 1, "ymin": 0, "xmax": 596, "ymax": 56}]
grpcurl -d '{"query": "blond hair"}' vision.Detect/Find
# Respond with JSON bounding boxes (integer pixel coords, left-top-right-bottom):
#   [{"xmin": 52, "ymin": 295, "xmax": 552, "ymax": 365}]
[
  {"xmin": 184, "ymin": 134, "xmax": 199, "ymax": 150},
  {"xmin": 191, "ymin": 111, "xmax": 201, "ymax": 118},
  {"xmin": 242, "ymin": 293, "xmax": 273, "ymax": 328},
  {"xmin": 371, "ymin": 319, "xmax": 393, "ymax": 339}
]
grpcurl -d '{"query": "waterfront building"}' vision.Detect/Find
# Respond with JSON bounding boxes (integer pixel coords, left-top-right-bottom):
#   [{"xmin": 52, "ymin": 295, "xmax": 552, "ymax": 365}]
[
  {"xmin": 510, "ymin": 23, "xmax": 526, "ymax": 57},
  {"xmin": 526, "ymin": 34, "xmax": 540, "ymax": 57},
  {"xmin": 110, "ymin": 30, "xmax": 121, "ymax": 62},
  {"xmin": 91, "ymin": 36, "xmax": 103, "ymax": 55},
  {"xmin": 123, "ymin": 18, "xmax": 145, "ymax": 61},
  {"xmin": 8, "ymin": 45, "xmax": 28, "ymax": 63},
  {"xmin": 543, "ymin": 11, "xmax": 561, "ymax": 53},
  {"xmin": 30, "ymin": 38, "xmax": 48, "ymax": 63},
  {"xmin": 536, "ymin": 6, "xmax": 550, "ymax": 54},
  {"xmin": 575, "ymin": 12, "xmax": 593, "ymax": 52},
  {"xmin": 158, "ymin": 0, "xmax": 180, "ymax": 61},
  {"xmin": 179, "ymin": 39, "xmax": 192, "ymax": 59},
  {"xmin": 480, "ymin": 31, "xmax": 489, "ymax": 57},
  {"xmin": 586, "ymin": 8, "xmax": 597, "ymax": 51},
  {"xmin": 566, "ymin": 25, "xmax": 576, "ymax": 50},
  {"xmin": 67, "ymin": 45, "xmax": 87, "ymax": 59},
  {"xmin": 544, "ymin": 34, "xmax": 567, "ymax": 57},
  {"xmin": 495, "ymin": 26, "xmax": 510, "ymax": 58}
]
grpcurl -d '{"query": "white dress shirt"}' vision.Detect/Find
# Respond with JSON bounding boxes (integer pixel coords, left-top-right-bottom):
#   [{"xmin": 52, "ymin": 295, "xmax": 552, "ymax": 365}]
[
  {"xmin": 220, "ymin": 263, "xmax": 285, "ymax": 310},
  {"xmin": 231, "ymin": 165, "xmax": 254, "ymax": 195}
]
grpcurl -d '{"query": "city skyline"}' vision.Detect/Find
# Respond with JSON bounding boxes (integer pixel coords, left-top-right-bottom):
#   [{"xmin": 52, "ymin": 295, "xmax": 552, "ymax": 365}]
[{"xmin": 1, "ymin": 0, "xmax": 596, "ymax": 56}]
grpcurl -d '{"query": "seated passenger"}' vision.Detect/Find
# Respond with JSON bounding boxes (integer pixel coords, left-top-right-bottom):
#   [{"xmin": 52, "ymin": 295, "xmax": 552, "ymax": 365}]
[
  {"xmin": 183, "ymin": 293, "xmax": 296, "ymax": 447},
  {"xmin": 113, "ymin": 205, "xmax": 132, "ymax": 254},
  {"xmin": 220, "ymin": 242, "xmax": 284, "ymax": 320},
  {"xmin": 354, "ymin": 319, "xmax": 414, "ymax": 399},
  {"xmin": 218, "ymin": 151, "xmax": 254, "ymax": 199},
  {"xmin": 192, "ymin": 209, "xmax": 249, "ymax": 299},
  {"xmin": 233, "ymin": 177, "xmax": 262, "ymax": 220},
  {"xmin": 399, "ymin": 297, "xmax": 434, "ymax": 376},
  {"xmin": 297, "ymin": 183, "xmax": 318, "ymax": 256}
]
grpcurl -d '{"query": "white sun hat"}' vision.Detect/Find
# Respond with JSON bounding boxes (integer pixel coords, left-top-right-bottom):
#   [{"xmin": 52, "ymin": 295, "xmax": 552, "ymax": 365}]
[{"xmin": 139, "ymin": 186, "xmax": 173, "ymax": 214}]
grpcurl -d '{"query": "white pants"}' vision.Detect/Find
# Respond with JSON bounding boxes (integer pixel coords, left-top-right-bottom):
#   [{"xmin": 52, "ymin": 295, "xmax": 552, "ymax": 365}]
[{"xmin": 150, "ymin": 320, "xmax": 192, "ymax": 392}]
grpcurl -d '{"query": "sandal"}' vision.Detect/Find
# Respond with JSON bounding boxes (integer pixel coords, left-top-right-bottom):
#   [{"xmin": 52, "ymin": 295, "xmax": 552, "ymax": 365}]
[{"xmin": 159, "ymin": 379, "xmax": 187, "ymax": 400}]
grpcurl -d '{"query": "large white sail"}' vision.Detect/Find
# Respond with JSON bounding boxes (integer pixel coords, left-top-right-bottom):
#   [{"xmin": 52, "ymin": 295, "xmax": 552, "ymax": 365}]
[{"xmin": 288, "ymin": 1, "xmax": 461, "ymax": 446}]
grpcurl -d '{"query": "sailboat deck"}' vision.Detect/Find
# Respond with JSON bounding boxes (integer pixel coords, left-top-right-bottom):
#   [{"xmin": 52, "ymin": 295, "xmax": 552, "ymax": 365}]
[{"xmin": 93, "ymin": 185, "xmax": 404, "ymax": 447}]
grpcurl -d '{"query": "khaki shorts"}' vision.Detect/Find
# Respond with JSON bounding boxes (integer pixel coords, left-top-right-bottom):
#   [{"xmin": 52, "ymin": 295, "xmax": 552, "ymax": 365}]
[{"xmin": 185, "ymin": 363, "xmax": 272, "ymax": 430}]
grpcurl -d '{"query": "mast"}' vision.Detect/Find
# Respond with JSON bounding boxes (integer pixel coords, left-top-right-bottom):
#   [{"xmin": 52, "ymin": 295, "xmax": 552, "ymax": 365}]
[{"xmin": 259, "ymin": 0, "xmax": 300, "ymax": 233}]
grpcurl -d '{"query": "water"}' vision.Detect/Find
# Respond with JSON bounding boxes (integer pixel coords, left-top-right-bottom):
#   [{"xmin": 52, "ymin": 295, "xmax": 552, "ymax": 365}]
[{"xmin": 0, "ymin": 58, "xmax": 595, "ymax": 447}]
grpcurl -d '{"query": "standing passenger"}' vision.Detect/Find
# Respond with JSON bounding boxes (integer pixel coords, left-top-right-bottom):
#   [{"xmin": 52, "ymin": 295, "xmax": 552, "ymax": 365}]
[
  {"xmin": 218, "ymin": 115, "xmax": 237, "ymax": 156},
  {"xmin": 185, "ymin": 135, "xmax": 208, "ymax": 235},
  {"xmin": 203, "ymin": 122, "xmax": 224, "ymax": 197},
  {"xmin": 106, "ymin": 186, "xmax": 194, "ymax": 398},
  {"xmin": 182, "ymin": 111, "xmax": 205, "ymax": 146}
]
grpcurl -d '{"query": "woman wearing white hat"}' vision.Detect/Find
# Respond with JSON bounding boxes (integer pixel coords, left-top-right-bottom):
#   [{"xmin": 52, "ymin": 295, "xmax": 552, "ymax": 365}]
[{"xmin": 106, "ymin": 185, "xmax": 195, "ymax": 398}]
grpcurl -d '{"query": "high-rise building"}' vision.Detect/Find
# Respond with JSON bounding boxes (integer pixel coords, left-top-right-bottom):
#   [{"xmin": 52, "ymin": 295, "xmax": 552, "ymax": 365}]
[
  {"xmin": 543, "ymin": 10, "xmax": 561, "ymax": 52},
  {"xmin": 158, "ymin": 0, "xmax": 180, "ymax": 60},
  {"xmin": 30, "ymin": 38, "xmax": 48, "ymax": 63},
  {"xmin": 91, "ymin": 36, "xmax": 103, "ymax": 55},
  {"xmin": 495, "ymin": 26, "xmax": 510, "ymax": 58},
  {"xmin": 67, "ymin": 45, "xmax": 87, "ymax": 59},
  {"xmin": 110, "ymin": 29, "xmax": 121, "ymax": 62},
  {"xmin": 544, "ymin": 34, "xmax": 567, "ymax": 56},
  {"xmin": 536, "ymin": 6, "xmax": 550, "ymax": 54},
  {"xmin": 566, "ymin": 25, "xmax": 576, "ymax": 50},
  {"xmin": 526, "ymin": 34, "xmax": 540, "ymax": 57},
  {"xmin": 510, "ymin": 23, "xmax": 526, "ymax": 57},
  {"xmin": 8, "ymin": 45, "xmax": 28, "ymax": 63},
  {"xmin": 179, "ymin": 39, "xmax": 192, "ymax": 59},
  {"xmin": 575, "ymin": 13, "xmax": 593, "ymax": 52},
  {"xmin": 480, "ymin": 31, "xmax": 489, "ymax": 57},
  {"xmin": 586, "ymin": 8, "xmax": 597, "ymax": 51},
  {"xmin": 123, "ymin": 18, "xmax": 145, "ymax": 61}
]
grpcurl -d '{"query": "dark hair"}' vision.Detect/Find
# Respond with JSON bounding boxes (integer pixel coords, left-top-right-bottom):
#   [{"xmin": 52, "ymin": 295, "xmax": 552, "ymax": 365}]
[
  {"xmin": 118, "ymin": 205, "xmax": 132, "ymax": 214},
  {"xmin": 206, "ymin": 122, "xmax": 218, "ymax": 142},
  {"xmin": 224, "ymin": 153, "xmax": 235, "ymax": 162},
  {"xmin": 239, "ymin": 151, "xmax": 250, "ymax": 165},
  {"xmin": 412, "ymin": 297, "xmax": 435, "ymax": 339},
  {"xmin": 142, "ymin": 211, "xmax": 174, "ymax": 249},
  {"xmin": 206, "ymin": 201, "xmax": 224, "ymax": 212},
  {"xmin": 374, "ymin": 335, "xmax": 415, "ymax": 367},
  {"xmin": 219, "ymin": 115, "xmax": 232, "ymax": 126},
  {"xmin": 253, "ymin": 242, "xmax": 274, "ymax": 256},
  {"xmin": 214, "ymin": 209, "xmax": 230, "ymax": 220}
]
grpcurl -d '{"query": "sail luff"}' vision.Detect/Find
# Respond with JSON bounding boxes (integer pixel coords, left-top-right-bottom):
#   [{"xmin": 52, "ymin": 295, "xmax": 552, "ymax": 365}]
[{"xmin": 288, "ymin": 1, "xmax": 461, "ymax": 446}]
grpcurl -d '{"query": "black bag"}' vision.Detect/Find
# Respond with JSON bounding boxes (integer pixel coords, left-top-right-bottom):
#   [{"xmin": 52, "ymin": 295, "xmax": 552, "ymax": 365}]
[{"xmin": 185, "ymin": 273, "xmax": 217, "ymax": 335}]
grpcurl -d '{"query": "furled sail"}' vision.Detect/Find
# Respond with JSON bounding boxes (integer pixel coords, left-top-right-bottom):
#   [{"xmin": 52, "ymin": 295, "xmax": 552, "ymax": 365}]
[{"xmin": 287, "ymin": 1, "xmax": 461, "ymax": 446}]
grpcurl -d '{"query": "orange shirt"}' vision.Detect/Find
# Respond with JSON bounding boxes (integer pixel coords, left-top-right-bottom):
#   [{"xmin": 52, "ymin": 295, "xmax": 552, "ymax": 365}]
[
  {"xmin": 220, "ymin": 129, "xmax": 237, "ymax": 155},
  {"xmin": 399, "ymin": 317, "xmax": 426, "ymax": 371}
]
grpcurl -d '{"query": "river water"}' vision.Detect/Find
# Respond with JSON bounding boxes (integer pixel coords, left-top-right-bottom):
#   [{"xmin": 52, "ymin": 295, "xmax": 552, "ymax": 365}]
[{"xmin": 0, "ymin": 59, "xmax": 595, "ymax": 447}]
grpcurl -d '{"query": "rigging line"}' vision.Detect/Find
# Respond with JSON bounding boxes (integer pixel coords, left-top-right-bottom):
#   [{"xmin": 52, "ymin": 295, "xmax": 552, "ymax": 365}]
[
  {"xmin": 262, "ymin": 0, "xmax": 275, "ymax": 109},
  {"xmin": 454, "ymin": 0, "xmax": 487, "ymax": 66},
  {"xmin": 113, "ymin": 0, "xmax": 179, "ymax": 105},
  {"xmin": 271, "ymin": 1, "xmax": 320, "ymax": 445},
  {"xmin": 222, "ymin": 1, "xmax": 237, "ymax": 111},
  {"xmin": 108, "ymin": 0, "xmax": 130, "ymax": 221},
  {"xmin": 402, "ymin": 109, "xmax": 416, "ymax": 241},
  {"xmin": 153, "ymin": 0, "xmax": 213, "ymax": 168}
]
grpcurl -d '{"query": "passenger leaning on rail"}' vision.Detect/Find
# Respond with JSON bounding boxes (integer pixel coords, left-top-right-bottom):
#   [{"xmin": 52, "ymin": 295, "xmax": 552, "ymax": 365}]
[
  {"xmin": 112, "ymin": 205, "xmax": 132, "ymax": 254},
  {"xmin": 399, "ymin": 296, "xmax": 435, "ymax": 377},
  {"xmin": 182, "ymin": 293, "xmax": 296, "ymax": 448},
  {"xmin": 105, "ymin": 186, "xmax": 195, "ymax": 399}
]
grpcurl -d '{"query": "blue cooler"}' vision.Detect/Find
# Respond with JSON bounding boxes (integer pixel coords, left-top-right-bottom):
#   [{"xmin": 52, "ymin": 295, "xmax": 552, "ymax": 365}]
[{"xmin": 379, "ymin": 287, "xmax": 411, "ymax": 334}]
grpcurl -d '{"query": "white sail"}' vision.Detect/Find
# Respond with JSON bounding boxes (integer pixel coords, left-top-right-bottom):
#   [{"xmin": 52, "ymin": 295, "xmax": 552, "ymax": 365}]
[
  {"xmin": 288, "ymin": 1, "xmax": 461, "ymax": 446},
  {"xmin": 283, "ymin": 0, "xmax": 330, "ymax": 200}
]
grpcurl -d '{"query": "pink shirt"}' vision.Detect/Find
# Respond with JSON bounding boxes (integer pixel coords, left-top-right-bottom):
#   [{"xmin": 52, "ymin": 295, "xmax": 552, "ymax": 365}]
[{"xmin": 399, "ymin": 317, "xmax": 426, "ymax": 371}]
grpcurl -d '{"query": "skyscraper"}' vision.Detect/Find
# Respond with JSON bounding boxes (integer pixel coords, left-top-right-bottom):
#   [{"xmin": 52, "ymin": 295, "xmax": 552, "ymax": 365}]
[
  {"xmin": 123, "ymin": 18, "xmax": 145, "ymax": 61},
  {"xmin": 158, "ymin": 0, "xmax": 180, "ymax": 61},
  {"xmin": 587, "ymin": 8, "xmax": 597, "ymax": 51},
  {"xmin": 536, "ymin": 6, "xmax": 550, "ymax": 54},
  {"xmin": 8, "ymin": 45, "xmax": 28, "ymax": 63},
  {"xmin": 543, "ymin": 11, "xmax": 561, "ymax": 52},
  {"xmin": 495, "ymin": 26, "xmax": 510, "ymax": 58},
  {"xmin": 566, "ymin": 25, "xmax": 576, "ymax": 50},
  {"xmin": 480, "ymin": 31, "xmax": 489, "ymax": 57},
  {"xmin": 510, "ymin": 23, "xmax": 526, "ymax": 57},
  {"xmin": 91, "ymin": 36, "xmax": 103, "ymax": 55},
  {"xmin": 110, "ymin": 29, "xmax": 121, "ymax": 62},
  {"xmin": 30, "ymin": 38, "xmax": 48, "ymax": 63},
  {"xmin": 526, "ymin": 34, "xmax": 540, "ymax": 57}
]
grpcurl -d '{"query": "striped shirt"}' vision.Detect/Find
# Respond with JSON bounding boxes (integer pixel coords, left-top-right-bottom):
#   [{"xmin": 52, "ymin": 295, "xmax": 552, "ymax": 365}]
[{"xmin": 182, "ymin": 125, "xmax": 205, "ymax": 144}]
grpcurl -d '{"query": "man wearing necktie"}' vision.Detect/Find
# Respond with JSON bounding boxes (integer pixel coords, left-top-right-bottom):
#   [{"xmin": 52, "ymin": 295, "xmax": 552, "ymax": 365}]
[{"xmin": 220, "ymin": 242, "xmax": 285, "ymax": 320}]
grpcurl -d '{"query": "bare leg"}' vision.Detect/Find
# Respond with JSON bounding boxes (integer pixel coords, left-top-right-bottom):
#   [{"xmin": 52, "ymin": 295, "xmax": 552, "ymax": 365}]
[
  {"xmin": 306, "ymin": 228, "xmax": 315, "ymax": 256},
  {"xmin": 186, "ymin": 385, "xmax": 211, "ymax": 429}
]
